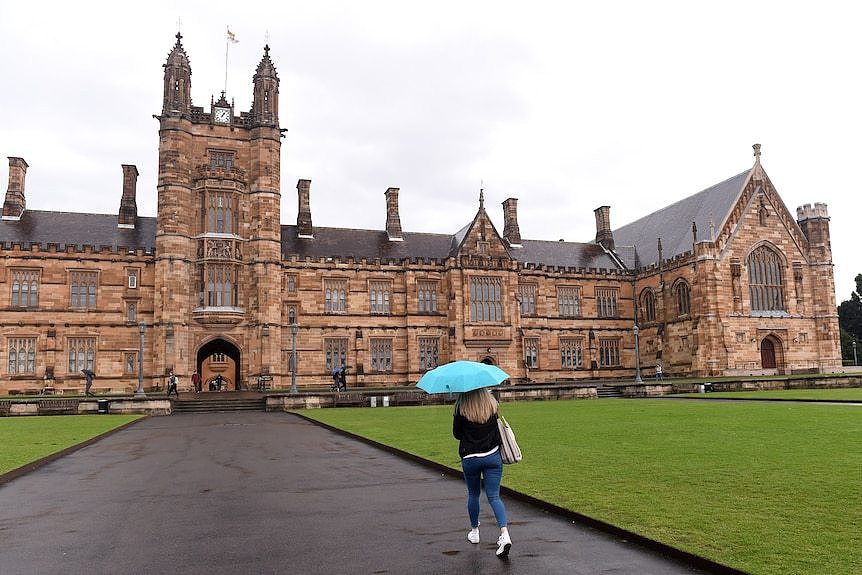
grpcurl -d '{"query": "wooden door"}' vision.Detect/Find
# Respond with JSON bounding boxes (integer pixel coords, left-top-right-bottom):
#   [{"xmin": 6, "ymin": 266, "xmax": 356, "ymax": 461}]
[{"xmin": 761, "ymin": 338, "xmax": 776, "ymax": 369}]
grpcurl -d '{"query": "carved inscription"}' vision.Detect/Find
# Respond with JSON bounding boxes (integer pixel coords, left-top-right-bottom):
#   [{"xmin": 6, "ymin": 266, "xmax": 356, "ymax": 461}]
[{"xmin": 464, "ymin": 326, "xmax": 511, "ymax": 341}]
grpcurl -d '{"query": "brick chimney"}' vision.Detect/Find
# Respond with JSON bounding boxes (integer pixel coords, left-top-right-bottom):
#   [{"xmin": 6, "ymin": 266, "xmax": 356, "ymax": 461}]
[
  {"xmin": 118, "ymin": 164, "xmax": 139, "ymax": 229},
  {"xmin": 502, "ymin": 198, "xmax": 522, "ymax": 247},
  {"xmin": 2, "ymin": 157, "xmax": 28, "ymax": 220},
  {"xmin": 594, "ymin": 205, "xmax": 614, "ymax": 251},
  {"xmin": 384, "ymin": 187, "xmax": 403, "ymax": 241},
  {"xmin": 297, "ymin": 179, "xmax": 313, "ymax": 238}
]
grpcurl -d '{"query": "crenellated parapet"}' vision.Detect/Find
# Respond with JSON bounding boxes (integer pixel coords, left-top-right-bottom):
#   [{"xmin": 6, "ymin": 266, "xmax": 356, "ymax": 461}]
[
  {"xmin": 796, "ymin": 202, "xmax": 829, "ymax": 221},
  {"xmin": 0, "ymin": 242, "xmax": 155, "ymax": 257}
]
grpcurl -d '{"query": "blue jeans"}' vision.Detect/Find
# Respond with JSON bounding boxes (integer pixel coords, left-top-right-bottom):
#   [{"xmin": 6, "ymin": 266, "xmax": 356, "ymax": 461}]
[{"xmin": 461, "ymin": 450, "xmax": 507, "ymax": 528}]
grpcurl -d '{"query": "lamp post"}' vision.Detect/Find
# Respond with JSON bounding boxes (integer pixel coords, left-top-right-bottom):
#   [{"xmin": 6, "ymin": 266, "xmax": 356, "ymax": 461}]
[
  {"xmin": 854, "ymin": 339, "xmax": 858, "ymax": 366},
  {"xmin": 290, "ymin": 323, "xmax": 298, "ymax": 394},
  {"xmin": 633, "ymin": 324, "xmax": 643, "ymax": 383},
  {"xmin": 136, "ymin": 321, "xmax": 146, "ymax": 398}
]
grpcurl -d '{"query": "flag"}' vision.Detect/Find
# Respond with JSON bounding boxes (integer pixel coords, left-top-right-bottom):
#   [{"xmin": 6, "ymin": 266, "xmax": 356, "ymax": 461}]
[{"xmin": 227, "ymin": 29, "xmax": 238, "ymax": 43}]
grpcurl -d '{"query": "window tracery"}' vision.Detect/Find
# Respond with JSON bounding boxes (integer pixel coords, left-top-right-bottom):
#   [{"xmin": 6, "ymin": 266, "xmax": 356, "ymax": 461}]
[{"xmin": 748, "ymin": 245, "xmax": 785, "ymax": 312}]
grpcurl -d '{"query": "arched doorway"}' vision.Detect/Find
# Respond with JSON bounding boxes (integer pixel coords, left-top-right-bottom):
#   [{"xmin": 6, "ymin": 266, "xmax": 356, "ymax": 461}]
[
  {"xmin": 480, "ymin": 356, "xmax": 496, "ymax": 366},
  {"xmin": 760, "ymin": 336, "xmax": 784, "ymax": 373},
  {"xmin": 197, "ymin": 338, "xmax": 242, "ymax": 391}
]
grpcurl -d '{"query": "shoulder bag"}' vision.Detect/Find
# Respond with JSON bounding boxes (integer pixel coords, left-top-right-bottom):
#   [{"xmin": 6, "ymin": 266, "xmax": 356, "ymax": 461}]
[{"xmin": 497, "ymin": 415, "xmax": 522, "ymax": 464}]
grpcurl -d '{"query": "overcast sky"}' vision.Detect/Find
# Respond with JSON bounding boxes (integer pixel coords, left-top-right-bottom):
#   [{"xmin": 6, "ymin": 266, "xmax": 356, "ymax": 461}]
[{"xmin": 1, "ymin": 1, "xmax": 858, "ymax": 299}]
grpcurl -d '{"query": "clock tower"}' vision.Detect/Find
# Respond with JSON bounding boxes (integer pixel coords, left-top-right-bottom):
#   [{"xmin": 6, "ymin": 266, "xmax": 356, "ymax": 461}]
[{"xmin": 154, "ymin": 33, "xmax": 283, "ymax": 389}]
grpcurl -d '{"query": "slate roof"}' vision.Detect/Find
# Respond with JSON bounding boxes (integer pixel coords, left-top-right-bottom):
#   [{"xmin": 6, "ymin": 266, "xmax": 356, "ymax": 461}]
[
  {"xmin": 1, "ymin": 197, "xmax": 720, "ymax": 273},
  {"xmin": 280, "ymin": 225, "xmax": 455, "ymax": 262},
  {"xmin": 610, "ymin": 169, "xmax": 751, "ymax": 268},
  {"xmin": 280, "ymin": 222, "xmax": 622, "ymax": 270},
  {"xmin": 513, "ymin": 239, "xmax": 620, "ymax": 270},
  {"xmin": 0, "ymin": 210, "xmax": 625, "ymax": 272},
  {"xmin": 0, "ymin": 210, "xmax": 157, "ymax": 251}
]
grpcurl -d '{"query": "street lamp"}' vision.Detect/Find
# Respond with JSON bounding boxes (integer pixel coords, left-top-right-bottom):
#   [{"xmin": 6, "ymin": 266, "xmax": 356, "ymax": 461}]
[
  {"xmin": 854, "ymin": 339, "xmax": 858, "ymax": 366},
  {"xmin": 136, "ymin": 321, "xmax": 147, "ymax": 398},
  {"xmin": 633, "ymin": 324, "xmax": 643, "ymax": 383},
  {"xmin": 290, "ymin": 323, "xmax": 298, "ymax": 394}
]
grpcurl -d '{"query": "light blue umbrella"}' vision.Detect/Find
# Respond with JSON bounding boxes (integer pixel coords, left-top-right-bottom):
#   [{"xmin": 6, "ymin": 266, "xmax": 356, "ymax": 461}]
[{"xmin": 416, "ymin": 361, "xmax": 510, "ymax": 394}]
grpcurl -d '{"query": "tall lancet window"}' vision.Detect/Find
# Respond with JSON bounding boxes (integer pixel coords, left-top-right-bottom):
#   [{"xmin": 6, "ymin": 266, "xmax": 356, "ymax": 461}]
[
  {"xmin": 206, "ymin": 191, "xmax": 237, "ymax": 234},
  {"xmin": 748, "ymin": 246, "xmax": 785, "ymax": 312}
]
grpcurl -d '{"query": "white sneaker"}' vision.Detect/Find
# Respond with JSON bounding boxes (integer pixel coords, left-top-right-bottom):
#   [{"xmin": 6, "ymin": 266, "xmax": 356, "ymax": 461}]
[
  {"xmin": 496, "ymin": 532, "xmax": 511, "ymax": 558},
  {"xmin": 467, "ymin": 528, "xmax": 480, "ymax": 544}
]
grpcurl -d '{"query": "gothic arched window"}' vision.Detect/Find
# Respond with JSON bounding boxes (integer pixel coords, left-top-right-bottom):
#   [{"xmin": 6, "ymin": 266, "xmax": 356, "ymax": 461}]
[
  {"xmin": 641, "ymin": 289, "xmax": 656, "ymax": 323},
  {"xmin": 205, "ymin": 264, "xmax": 237, "ymax": 307},
  {"xmin": 748, "ymin": 246, "xmax": 785, "ymax": 312},
  {"xmin": 206, "ymin": 191, "xmax": 237, "ymax": 234},
  {"xmin": 675, "ymin": 281, "xmax": 691, "ymax": 316}
]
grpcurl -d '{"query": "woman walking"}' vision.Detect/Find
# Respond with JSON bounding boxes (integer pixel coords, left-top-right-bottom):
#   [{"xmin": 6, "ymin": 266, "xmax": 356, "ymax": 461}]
[{"xmin": 453, "ymin": 388, "xmax": 512, "ymax": 558}]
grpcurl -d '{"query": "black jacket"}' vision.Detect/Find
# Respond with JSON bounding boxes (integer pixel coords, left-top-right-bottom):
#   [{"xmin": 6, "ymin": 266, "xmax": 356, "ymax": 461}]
[{"xmin": 453, "ymin": 411, "xmax": 501, "ymax": 458}]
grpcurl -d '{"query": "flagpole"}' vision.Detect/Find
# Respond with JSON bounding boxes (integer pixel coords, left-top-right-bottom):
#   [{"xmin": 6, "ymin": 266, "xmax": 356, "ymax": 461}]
[{"xmin": 224, "ymin": 27, "xmax": 230, "ymax": 94}]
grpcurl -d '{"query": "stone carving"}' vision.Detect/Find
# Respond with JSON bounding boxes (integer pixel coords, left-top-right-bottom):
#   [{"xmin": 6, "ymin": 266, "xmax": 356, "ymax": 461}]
[
  {"xmin": 731, "ymin": 260, "xmax": 742, "ymax": 313},
  {"xmin": 197, "ymin": 239, "xmax": 243, "ymax": 260},
  {"xmin": 793, "ymin": 264, "xmax": 804, "ymax": 314},
  {"xmin": 207, "ymin": 240, "xmax": 233, "ymax": 259}
]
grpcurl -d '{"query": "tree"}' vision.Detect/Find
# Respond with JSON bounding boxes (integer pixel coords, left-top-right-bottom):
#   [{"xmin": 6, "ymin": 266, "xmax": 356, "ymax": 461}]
[{"xmin": 837, "ymin": 273, "xmax": 862, "ymax": 363}]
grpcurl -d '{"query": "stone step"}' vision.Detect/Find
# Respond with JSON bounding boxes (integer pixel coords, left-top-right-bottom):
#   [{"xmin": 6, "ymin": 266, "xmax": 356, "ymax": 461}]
[
  {"xmin": 172, "ymin": 399, "xmax": 266, "ymax": 413},
  {"xmin": 596, "ymin": 386, "xmax": 624, "ymax": 398}
]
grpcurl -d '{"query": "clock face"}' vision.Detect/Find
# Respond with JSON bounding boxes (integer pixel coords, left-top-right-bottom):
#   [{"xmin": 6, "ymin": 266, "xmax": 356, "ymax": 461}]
[{"xmin": 214, "ymin": 107, "xmax": 231, "ymax": 123}]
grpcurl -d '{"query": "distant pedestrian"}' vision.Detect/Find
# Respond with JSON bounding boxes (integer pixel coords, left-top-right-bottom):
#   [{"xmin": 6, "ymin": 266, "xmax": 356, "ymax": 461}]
[
  {"xmin": 453, "ymin": 388, "xmax": 511, "ymax": 558},
  {"xmin": 215, "ymin": 374, "xmax": 225, "ymax": 391},
  {"xmin": 192, "ymin": 370, "xmax": 202, "ymax": 393},
  {"xmin": 166, "ymin": 371, "xmax": 179, "ymax": 398},
  {"xmin": 82, "ymin": 369, "xmax": 95, "ymax": 397},
  {"xmin": 330, "ymin": 365, "xmax": 348, "ymax": 392},
  {"xmin": 655, "ymin": 361, "xmax": 663, "ymax": 381}
]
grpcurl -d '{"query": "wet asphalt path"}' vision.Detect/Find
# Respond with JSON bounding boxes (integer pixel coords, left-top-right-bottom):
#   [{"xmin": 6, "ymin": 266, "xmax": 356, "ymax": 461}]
[{"xmin": 0, "ymin": 412, "xmax": 711, "ymax": 574}]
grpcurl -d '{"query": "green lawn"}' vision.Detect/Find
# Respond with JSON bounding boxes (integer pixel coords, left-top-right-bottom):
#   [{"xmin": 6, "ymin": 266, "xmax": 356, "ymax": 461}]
[
  {"xmin": 0, "ymin": 415, "xmax": 141, "ymax": 475},
  {"xmin": 300, "ymin": 400, "xmax": 862, "ymax": 575},
  {"xmin": 675, "ymin": 388, "xmax": 862, "ymax": 401}
]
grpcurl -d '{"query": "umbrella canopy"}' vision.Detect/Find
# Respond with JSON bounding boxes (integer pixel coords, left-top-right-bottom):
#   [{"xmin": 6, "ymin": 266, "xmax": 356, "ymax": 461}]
[{"xmin": 416, "ymin": 361, "xmax": 510, "ymax": 394}]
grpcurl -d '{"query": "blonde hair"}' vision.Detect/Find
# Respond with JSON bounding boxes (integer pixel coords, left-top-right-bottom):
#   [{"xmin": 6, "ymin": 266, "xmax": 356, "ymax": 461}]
[{"xmin": 455, "ymin": 389, "xmax": 498, "ymax": 424}]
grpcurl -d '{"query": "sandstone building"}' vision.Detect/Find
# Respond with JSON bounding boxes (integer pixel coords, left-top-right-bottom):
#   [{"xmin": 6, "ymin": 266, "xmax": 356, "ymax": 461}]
[{"xmin": 0, "ymin": 35, "xmax": 842, "ymax": 394}]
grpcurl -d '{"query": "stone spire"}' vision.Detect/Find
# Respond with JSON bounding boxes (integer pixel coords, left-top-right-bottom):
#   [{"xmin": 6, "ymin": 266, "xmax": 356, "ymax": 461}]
[
  {"xmin": 162, "ymin": 32, "xmax": 192, "ymax": 116},
  {"xmin": 252, "ymin": 45, "xmax": 280, "ymax": 127}
]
